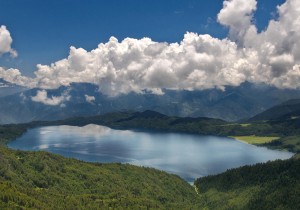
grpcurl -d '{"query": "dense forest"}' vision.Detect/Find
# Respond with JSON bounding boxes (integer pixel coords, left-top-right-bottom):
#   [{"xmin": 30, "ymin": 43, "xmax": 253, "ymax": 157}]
[
  {"xmin": 0, "ymin": 147, "xmax": 199, "ymax": 209},
  {"xmin": 195, "ymin": 158, "xmax": 300, "ymax": 209},
  {"xmin": 2, "ymin": 144, "xmax": 299, "ymax": 209}
]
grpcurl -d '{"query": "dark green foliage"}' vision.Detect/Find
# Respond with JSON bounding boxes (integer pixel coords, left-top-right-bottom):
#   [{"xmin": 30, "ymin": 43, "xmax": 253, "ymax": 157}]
[
  {"xmin": 195, "ymin": 159, "xmax": 300, "ymax": 209},
  {"xmin": 0, "ymin": 146, "xmax": 198, "ymax": 209},
  {"xmin": 0, "ymin": 125, "xmax": 27, "ymax": 145},
  {"xmin": 262, "ymin": 136, "xmax": 300, "ymax": 153}
]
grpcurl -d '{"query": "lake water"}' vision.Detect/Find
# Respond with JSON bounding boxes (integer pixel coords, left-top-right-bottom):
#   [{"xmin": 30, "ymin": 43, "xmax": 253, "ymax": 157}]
[{"xmin": 8, "ymin": 124, "xmax": 294, "ymax": 182}]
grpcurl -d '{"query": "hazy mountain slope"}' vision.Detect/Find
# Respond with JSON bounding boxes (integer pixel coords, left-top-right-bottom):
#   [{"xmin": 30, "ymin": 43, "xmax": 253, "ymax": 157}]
[
  {"xmin": 1, "ymin": 82, "xmax": 300, "ymax": 124},
  {"xmin": 0, "ymin": 79, "xmax": 27, "ymax": 98},
  {"xmin": 249, "ymin": 99, "xmax": 300, "ymax": 122}
]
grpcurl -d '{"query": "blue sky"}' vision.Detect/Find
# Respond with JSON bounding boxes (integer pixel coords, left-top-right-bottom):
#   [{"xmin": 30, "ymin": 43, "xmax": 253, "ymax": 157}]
[{"xmin": 0, "ymin": 0, "xmax": 285, "ymax": 76}]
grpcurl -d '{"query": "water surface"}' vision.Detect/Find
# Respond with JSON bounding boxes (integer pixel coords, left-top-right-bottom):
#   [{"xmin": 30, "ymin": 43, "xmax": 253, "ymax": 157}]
[{"xmin": 8, "ymin": 125, "xmax": 293, "ymax": 182}]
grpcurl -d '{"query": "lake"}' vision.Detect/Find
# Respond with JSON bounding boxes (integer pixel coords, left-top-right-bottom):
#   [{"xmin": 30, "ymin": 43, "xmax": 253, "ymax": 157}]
[{"xmin": 8, "ymin": 124, "xmax": 294, "ymax": 182}]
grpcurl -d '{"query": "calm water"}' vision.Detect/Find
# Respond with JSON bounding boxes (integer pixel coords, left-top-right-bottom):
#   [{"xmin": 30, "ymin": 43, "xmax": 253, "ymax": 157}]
[{"xmin": 8, "ymin": 125, "xmax": 293, "ymax": 182}]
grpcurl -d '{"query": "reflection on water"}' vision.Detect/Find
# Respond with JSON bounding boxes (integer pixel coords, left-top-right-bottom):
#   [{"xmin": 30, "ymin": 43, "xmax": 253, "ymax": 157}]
[{"xmin": 8, "ymin": 124, "xmax": 294, "ymax": 181}]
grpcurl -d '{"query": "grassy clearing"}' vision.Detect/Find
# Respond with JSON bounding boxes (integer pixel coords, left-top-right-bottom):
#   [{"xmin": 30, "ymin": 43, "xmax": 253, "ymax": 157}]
[
  {"xmin": 231, "ymin": 135, "xmax": 279, "ymax": 145},
  {"xmin": 239, "ymin": 123, "xmax": 251, "ymax": 127},
  {"xmin": 217, "ymin": 123, "xmax": 251, "ymax": 127}
]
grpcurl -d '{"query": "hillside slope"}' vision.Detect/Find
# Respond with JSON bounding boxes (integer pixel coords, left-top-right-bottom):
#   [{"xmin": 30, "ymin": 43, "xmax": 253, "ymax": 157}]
[
  {"xmin": 249, "ymin": 99, "xmax": 300, "ymax": 121},
  {"xmin": 0, "ymin": 146, "xmax": 198, "ymax": 209},
  {"xmin": 0, "ymin": 79, "xmax": 27, "ymax": 98},
  {"xmin": 195, "ymin": 158, "xmax": 300, "ymax": 210}
]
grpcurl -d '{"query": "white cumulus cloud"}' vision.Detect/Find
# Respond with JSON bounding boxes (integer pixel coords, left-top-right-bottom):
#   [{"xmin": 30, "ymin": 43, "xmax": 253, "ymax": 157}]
[
  {"xmin": 218, "ymin": 0, "xmax": 300, "ymax": 88},
  {"xmin": 0, "ymin": 25, "xmax": 17, "ymax": 57},
  {"xmin": 0, "ymin": 67, "xmax": 34, "ymax": 87},
  {"xmin": 1, "ymin": 0, "xmax": 300, "ymax": 96},
  {"xmin": 31, "ymin": 90, "xmax": 71, "ymax": 106},
  {"xmin": 218, "ymin": 0, "xmax": 257, "ymax": 44},
  {"xmin": 31, "ymin": 34, "xmax": 252, "ymax": 96}
]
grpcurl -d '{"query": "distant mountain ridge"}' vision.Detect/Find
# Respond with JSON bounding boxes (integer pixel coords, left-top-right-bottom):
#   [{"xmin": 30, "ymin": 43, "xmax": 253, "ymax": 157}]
[
  {"xmin": 1, "ymin": 81, "xmax": 300, "ymax": 124},
  {"xmin": 249, "ymin": 99, "xmax": 300, "ymax": 122}
]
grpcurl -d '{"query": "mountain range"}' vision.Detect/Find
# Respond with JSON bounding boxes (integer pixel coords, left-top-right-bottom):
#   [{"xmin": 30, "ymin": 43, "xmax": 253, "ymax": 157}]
[{"xmin": 1, "ymin": 81, "xmax": 300, "ymax": 124}]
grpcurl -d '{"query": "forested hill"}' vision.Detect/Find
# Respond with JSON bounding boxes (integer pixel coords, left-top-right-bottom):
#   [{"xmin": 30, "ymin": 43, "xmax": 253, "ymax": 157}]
[
  {"xmin": 0, "ymin": 125, "xmax": 198, "ymax": 209},
  {"xmin": 0, "ymin": 146, "xmax": 199, "ymax": 209},
  {"xmin": 195, "ymin": 158, "xmax": 300, "ymax": 209}
]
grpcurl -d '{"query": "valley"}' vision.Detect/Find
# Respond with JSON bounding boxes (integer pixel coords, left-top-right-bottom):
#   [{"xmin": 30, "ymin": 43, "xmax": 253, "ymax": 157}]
[{"xmin": 0, "ymin": 104, "xmax": 299, "ymax": 209}]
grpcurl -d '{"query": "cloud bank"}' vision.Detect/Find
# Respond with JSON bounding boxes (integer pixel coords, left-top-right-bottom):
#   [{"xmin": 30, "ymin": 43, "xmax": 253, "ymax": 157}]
[
  {"xmin": 1, "ymin": 0, "xmax": 300, "ymax": 96},
  {"xmin": 0, "ymin": 25, "xmax": 17, "ymax": 57},
  {"xmin": 0, "ymin": 67, "xmax": 34, "ymax": 87}
]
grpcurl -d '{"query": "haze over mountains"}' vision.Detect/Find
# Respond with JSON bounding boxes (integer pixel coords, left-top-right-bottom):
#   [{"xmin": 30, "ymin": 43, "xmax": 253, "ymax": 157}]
[
  {"xmin": 0, "ymin": 78, "xmax": 27, "ymax": 97},
  {"xmin": 1, "ymin": 80, "xmax": 300, "ymax": 124}
]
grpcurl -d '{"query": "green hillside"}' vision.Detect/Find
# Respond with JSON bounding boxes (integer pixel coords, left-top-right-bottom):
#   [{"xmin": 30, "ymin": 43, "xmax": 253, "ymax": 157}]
[
  {"xmin": 0, "ymin": 146, "xmax": 199, "ymax": 209},
  {"xmin": 0, "ymin": 126, "xmax": 199, "ymax": 209},
  {"xmin": 195, "ymin": 158, "xmax": 300, "ymax": 210}
]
